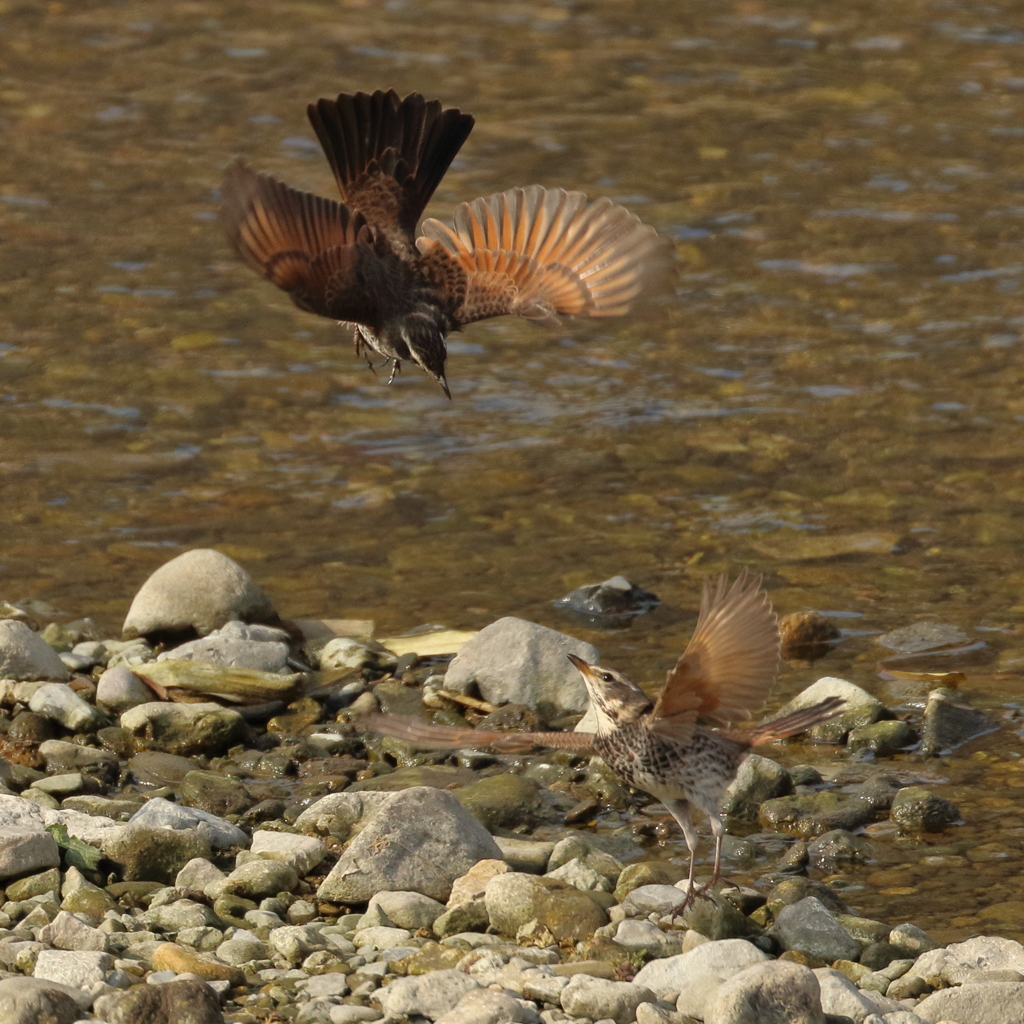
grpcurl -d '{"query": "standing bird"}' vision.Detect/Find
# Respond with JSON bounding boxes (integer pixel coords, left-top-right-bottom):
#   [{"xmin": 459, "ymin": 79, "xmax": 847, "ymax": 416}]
[
  {"xmin": 221, "ymin": 89, "xmax": 666, "ymax": 398},
  {"xmin": 363, "ymin": 571, "xmax": 844, "ymax": 905}
]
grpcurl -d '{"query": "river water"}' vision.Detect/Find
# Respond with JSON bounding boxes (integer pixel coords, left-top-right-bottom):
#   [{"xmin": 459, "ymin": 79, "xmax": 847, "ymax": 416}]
[{"xmin": 4, "ymin": 0, "xmax": 1024, "ymax": 941}]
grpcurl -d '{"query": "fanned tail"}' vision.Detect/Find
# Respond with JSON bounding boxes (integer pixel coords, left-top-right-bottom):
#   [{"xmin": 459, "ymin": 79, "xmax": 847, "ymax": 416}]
[
  {"xmin": 307, "ymin": 89, "xmax": 474, "ymax": 234},
  {"xmin": 744, "ymin": 696, "xmax": 846, "ymax": 744}
]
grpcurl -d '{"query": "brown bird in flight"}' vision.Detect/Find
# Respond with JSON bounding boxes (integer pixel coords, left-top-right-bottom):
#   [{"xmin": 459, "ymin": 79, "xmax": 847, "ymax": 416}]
[
  {"xmin": 221, "ymin": 89, "xmax": 666, "ymax": 397},
  {"xmin": 364, "ymin": 571, "xmax": 844, "ymax": 906}
]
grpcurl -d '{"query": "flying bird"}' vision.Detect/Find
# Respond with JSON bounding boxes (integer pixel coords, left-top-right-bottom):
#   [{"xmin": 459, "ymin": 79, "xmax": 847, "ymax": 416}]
[
  {"xmin": 221, "ymin": 89, "xmax": 666, "ymax": 397},
  {"xmin": 364, "ymin": 570, "xmax": 844, "ymax": 907}
]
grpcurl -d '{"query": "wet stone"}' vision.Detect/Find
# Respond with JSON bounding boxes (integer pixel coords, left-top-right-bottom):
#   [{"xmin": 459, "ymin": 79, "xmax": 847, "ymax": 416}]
[
  {"xmin": 769, "ymin": 676, "xmax": 886, "ymax": 743},
  {"xmin": 889, "ymin": 786, "xmax": 960, "ymax": 832},
  {"xmin": 920, "ymin": 687, "xmax": 999, "ymax": 755},
  {"xmin": 120, "ymin": 701, "xmax": 246, "ymax": 757},
  {"xmin": 779, "ymin": 610, "xmax": 841, "ymax": 662},
  {"xmin": 455, "ymin": 773, "xmax": 547, "ymax": 831},
  {"xmin": 38, "ymin": 740, "xmax": 120, "ymax": 787},
  {"xmin": 181, "ymin": 769, "xmax": 254, "ymax": 818},
  {"xmin": 9, "ymin": 712, "xmax": 56, "ymax": 745},
  {"xmin": 759, "ymin": 790, "xmax": 877, "ymax": 837},
  {"xmin": 807, "ymin": 829, "xmax": 874, "ymax": 871},
  {"xmin": 770, "ymin": 896, "xmax": 859, "ymax": 963},
  {"xmin": 847, "ymin": 719, "xmax": 916, "ymax": 755},
  {"xmin": 722, "ymin": 754, "xmax": 793, "ymax": 819},
  {"xmin": 876, "ymin": 621, "xmax": 971, "ymax": 653},
  {"xmin": 554, "ymin": 575, "xmax": 661, "ymax": 629}
]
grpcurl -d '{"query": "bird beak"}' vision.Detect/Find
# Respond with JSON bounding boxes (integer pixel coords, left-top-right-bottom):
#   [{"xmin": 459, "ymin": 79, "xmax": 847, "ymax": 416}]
[{"xmin": 566, "ymin": 653, "xmax": 593, "ymax": 675}]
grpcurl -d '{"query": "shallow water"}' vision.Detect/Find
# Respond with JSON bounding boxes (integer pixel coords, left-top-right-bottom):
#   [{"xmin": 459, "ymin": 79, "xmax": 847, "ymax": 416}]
[{"xmin": 4, "ymin": 0, "xmax": 1024, "ymax": 939}]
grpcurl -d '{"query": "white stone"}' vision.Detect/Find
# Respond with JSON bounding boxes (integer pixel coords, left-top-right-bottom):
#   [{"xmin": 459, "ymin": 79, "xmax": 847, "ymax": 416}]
[
  {"xmin": 128, "ymin": 796, "xmax": 248, "ymax": 849},
  {"xmin": 376, "ymin": 970, "xmax": 480, "ymax": 1020},
  {"xmin": 251, "ymin": 830, "xmax": 325, "ymax": 876},
  {"xmin": 705, "ymin": 959, "xmax": 823, "ymax": 1024},
  {"xmin": 28, "ymin": 684, "xmax": 103, "ymax": 732},
  {"xmin": 914, "ymin": 981, "xmax": 1024, "ymax": 1024},
  {"xmin": 813, "ymin": 968, "xmax": 879, "ymax": 1023},
  {"xmin": 95, "ymin": 666, "xmax": 153, "ymax": 714},
  {"xmin": 907, "ymin": 935, "xmax": 1024, "ymax": 986},
  {"xmin": 33, "ymin": 949, "xmax": 114, "ymax": 989},
  {"xmin": 633, "ymin": 937, "xmax": 769, "ymax": 1001},
  {"xmin": 351, "ymin": 926, "xmax": 413, "ymax": 949},
  {"xmin": 435, "ymin": 988, "xmax": 541, "ymax": 1024},
  {"xmin": 560, "ymin": 974, "xmax": 656, "ymax": 1024},
  {"xmin": 0, "ymin": 827, "xmax": 60, "ymax": 881},
  {"xmin": 37, "ymin": 911, "xmax": 108, "ymax": 953},
  {"xmin": 365, "ymin": 891, "xmax": 445, "ymax": 931}
]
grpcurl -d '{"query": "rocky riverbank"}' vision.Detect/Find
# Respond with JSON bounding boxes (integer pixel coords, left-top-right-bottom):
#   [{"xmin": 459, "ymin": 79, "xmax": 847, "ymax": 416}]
[{"xmin": 0, "ymin": 548, "xmax": 1016, "ymax": 1024}]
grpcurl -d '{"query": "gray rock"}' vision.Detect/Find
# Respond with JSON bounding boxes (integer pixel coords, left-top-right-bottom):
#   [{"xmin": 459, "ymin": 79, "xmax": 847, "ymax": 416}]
[
  {"xmin": 181, "ymin": 769, "xmax": 253, "ymax": 818},
  {"xmin": 921, "ymin": 687, "xmax": 999, "ymax": 755},
  {"xmin": 813, "ymin": 967, "xmax": 879, "ymax": 1022},
  {"xmin": 37, "ymin": 910, "xmax": 108, "ymax": 952},
  {"xmin": 122, "ymin": 548, "xmax": 278, "ymax": 640},
  {"xmin": 613, "ymin": 919, "xmax": 682, "ymax": 958},
  {"xmin": 28, "ymin": 684, "xmax": 106, "ymax": 732},
  {"xmin": 129, "ymin": 797, "xmax": 249, "ymax": 848},
  {"xmin": 546, "ymin": 857, "xmax": 612, "ymax": 892},
  {"xmin": 330, "ymin": 1008, "xmax": 383, "ymax": 1024},
  {"xmin": 268, "ymin": 924, "xmax": 330, "ymax": 964},
  {"xmin": 560, "ymin": 974, "xmax": 656, "ymax": 1024},
  {"xmin": 633, "ymin": 937, "xmax": 769, "ymax": 1002},
  {"xmin": 95, "ymin": 667, "xmax": 154, "ymax": 715},
  {"xmin": 888, "ymin": 923, "xmax": 940, "ymax": 957},
  {"xmin": 491, "ymin": 836, "xmax": 554, "ymax": 874},
  {"xmin": 102, "ymin": 823, "xmax": 211, "ymax": 883},
  {"xmin": 621, "ymin": 884, "xmax": 687, "ymax": 918},
  {"xmin": 217, "ymin": 930, "xmax": 270, "ymax": 966},
  {"xmin": 0, "ymin": 827, "xmax": 60, "ymax": 880},
  {"xmin": 435, "ymin": 988, "xmax": 540, "ymax": 1024},
  {"xmin": 0, "ymin": 977, "xmax": 84, "ymax": 1024},
  {"xmin": 175, "ymin": 857, "xmax": 227, "ymax": 895},
  {"xmin": 39, "ymin": 741, "xmax": 121, "ymax": 786},
  {"xmin": 221, "ymin": 858, "xmax": 298, "ymax": 900},
  {"xmin": 807, "ymin": 830, "xmax": 874, "ymax": 871},
  {"xmin": 722, "ymin": 754, "xmax": 793, "ymax": 819},
  {"xmin": 159, "ymin": 632, "xmax": 291, "ymax": 673},
  {"xmin": 250, "ymin": 830, "xmax": 326, "ymax": 876},
  {"xmin": 300, "ymin": 973, "xmax": 350, "ymax": 1000},
  {"xmin": 914, "ymin": 981, "xmax": 1024, "ymax": 1024},
  {"xmin": 33, "ymin": 948, "xmax": 114, "ymax": 988},
  {"xmin": 377, "ymin": 970, "xmax": 480, "ymax": 1019},
  {"xmin": 106, "ymin": 977, "xmax": 224, "ymax": 1024},
  {"xmin": 770, "ymin": 897, "xmax": 859, "ymax": 963},
  {"xmin": 0, "ymin": 621, "xmax": 71, "ymax": 682},
  {"xmin": 888, "ymin": 787, "xmax": 959, "ymax": 833},
  {"xmin": 769, "ymin": 677, "xmax": 885, "ymax": 743},
  {"xmin": 906, "ymin": 936, "xmax": 1024, "ymax": 987},
  {"xmin": 317, "ymin": 787, "xmax": 501, "ymax": 903},
  {"xmin": 293, "ymin": 792, "xmax": 393, "ymax": 841},
  {"xmin": 120, "ymin": 701, "xmax": 245, "ymax": 757},
  {"xmin": 143, "ymin": 898, "xmax": 223, "ymax": 932},
  {"xmin": 547, "ymin": 834, "xmax": 623, "ymax": 882},
  {"xmin": 443, "ymin": 617, "xmax": 598, "ymax": 714},
  {"xmin": 484, "ymin": 871, "xmax": 607, "ymax": 942},
  {"xmin": 367, "ymin": 891, "xmax": 446, "ymax": 931},
  {"xmin": 705, "ymin": 959, "xmax": 824, "ymax": 1024}
]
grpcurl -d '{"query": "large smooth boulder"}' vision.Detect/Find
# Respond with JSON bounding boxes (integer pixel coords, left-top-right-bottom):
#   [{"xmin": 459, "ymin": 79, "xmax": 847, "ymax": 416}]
[
  {"xmin": 317, "ymin": 787, "xmax": 501, "ymax": 903},
  {"xmin": 443, "ymin": 617, "xmax": 597, "ymax": 715},
  {"xmin": 122, "ymin": 548, "xmax": 278, "ymax": 640}
]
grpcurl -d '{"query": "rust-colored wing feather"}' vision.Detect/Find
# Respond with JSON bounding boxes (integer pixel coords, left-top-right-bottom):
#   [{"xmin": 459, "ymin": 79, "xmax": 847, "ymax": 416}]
[
  {"xmin": 362, "ymin": 713, "xmax": 595, "ymax": 754},
  {"xmin": 652, "ymin": 570, "xmax": 780, "ymax": 729},
  {"xmin": 307, "ymin": 89, "xmax": 474, "ymax": 239},
  {"xmin": 221, "ymin": 160, "xmax": 379, "ymax": 323},
  {"xmin": 416, "ymin": 185, "xmax": 667, "ymax": 326}
]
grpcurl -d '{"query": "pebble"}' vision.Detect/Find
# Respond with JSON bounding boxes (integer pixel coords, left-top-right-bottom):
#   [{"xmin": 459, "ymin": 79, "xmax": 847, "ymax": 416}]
[{"xmin": 0, "ymin": 621, "xmax": 72, "ymax": 682}]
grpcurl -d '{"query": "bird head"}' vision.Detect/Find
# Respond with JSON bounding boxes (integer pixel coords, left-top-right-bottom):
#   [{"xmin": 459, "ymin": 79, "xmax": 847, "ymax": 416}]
[
  {"xmin": 400, "ymin": 312, "xmax": 450, "ymax": 398},
  {"xmin": 567, "ymin": 653, "xmax": 653, "ymax": 734}
]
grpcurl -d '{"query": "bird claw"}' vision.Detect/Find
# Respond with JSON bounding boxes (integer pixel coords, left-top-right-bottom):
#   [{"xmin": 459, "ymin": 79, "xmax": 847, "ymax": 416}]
[
  {"xmin": 669, "ymin": 880, "xmax": 718, "ymax": 920},
  {"xmin": 386, "ymin": 360, "xmax": 402, "ymax": 386}
]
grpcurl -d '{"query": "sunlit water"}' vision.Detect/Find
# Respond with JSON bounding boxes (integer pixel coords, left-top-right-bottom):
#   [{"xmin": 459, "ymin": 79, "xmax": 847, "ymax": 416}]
[{"xmin": 4, "ymin": 0, "xmax": 1024, "ymax": 940}]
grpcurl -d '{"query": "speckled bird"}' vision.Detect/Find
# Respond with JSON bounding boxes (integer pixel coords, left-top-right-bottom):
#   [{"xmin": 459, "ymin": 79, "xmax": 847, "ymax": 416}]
[
  {"xmin": 364, "ymin": 571, "xmax": 844, "ymax": 906},
  {"xmin": 221, "ymin": 89, "xmax": 666, "ymax": 398}
]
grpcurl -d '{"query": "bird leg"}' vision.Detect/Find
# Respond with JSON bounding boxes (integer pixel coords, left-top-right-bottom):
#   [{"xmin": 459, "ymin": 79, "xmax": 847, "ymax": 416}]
[
  {"xmin": 663, "ymin": 800, "xmax": 716, "ymax": 919},
  {"xmin": 386, "ymin": 360, "xmax": 402, "ymax": 385}
]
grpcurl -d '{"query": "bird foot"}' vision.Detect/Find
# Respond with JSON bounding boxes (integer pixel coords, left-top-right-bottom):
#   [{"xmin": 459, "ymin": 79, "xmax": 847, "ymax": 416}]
[
  {"xmin": 386, "ymin": 360, "xmax": 402, "ymax": 385},
  {"xmin": 669, "ymin": 879, "xmax": 718, "ymax": 920}
]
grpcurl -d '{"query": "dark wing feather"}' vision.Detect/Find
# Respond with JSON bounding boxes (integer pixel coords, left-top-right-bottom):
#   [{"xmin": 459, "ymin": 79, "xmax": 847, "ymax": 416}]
[
  {"xmin": 307, "ymin": 89, "xmax": 474, "ymax": 239},
  {"xmin": 221, "ymin": 160, "xmax": 378, "ymax": 323},
  {"xmin": 417, "ymin": 185, "xmax": 667, "ymax": 326},
  {"xmin": 652, "ymin": 570, "xmax": 780, "ymax": 729},
  {"xmin": 362, "ymin": 713, "xmax": 595, "ymax": 754}
]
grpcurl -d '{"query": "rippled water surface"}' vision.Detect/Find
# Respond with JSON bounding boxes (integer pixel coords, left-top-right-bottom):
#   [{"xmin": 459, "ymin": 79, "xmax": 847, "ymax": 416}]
[{"xmin": 5, "ymin": 0, "xmax": 1024, "ymax": 940}]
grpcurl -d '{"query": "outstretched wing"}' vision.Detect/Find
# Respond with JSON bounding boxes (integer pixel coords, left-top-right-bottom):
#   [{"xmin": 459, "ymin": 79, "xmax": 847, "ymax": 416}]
[
  {"xmin": 651, "ymin": 570, "xmax": 780, "ymax": 732},
  {"xmin": 308, "ymin": 89, "xmax": 474, "ymax": 239},
  {"xmin": 417, "ymin": 185, "xmax": 667, "ymax": 326},
  {"xmin": 221, "ymin": 160, "xmax": 379, "ymax": 323},
  {"xmin": 362, "ymin": 713, "xmax": 595, "ymax": 754}
]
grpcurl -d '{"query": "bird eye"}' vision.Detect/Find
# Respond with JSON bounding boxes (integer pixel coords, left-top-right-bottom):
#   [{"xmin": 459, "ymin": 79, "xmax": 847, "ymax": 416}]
[{"xmin": 601, "ymin": 672, "xmax": 614, "ymax": 683}]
